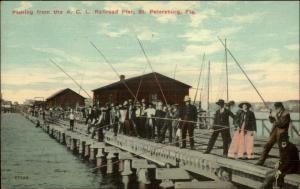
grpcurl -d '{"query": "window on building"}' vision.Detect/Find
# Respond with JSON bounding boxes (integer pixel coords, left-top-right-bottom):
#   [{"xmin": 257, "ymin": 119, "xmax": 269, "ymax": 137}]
[{"xmin": 149, "ymin": 93, "xmax": 157, "ymax": 103}]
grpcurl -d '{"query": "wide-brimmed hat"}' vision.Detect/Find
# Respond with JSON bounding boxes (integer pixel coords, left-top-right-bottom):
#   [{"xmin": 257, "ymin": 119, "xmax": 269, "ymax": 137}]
[
  {"xmin": 184, "ymin": 95, "xmax": 191, "ymax": 102},
  {"xmin": 238, "ymin": 102, "xmax": 252, "ymax": 109},
  {"xmin": 216, "ymin": 99, "xmax": 225, "ymax": 106}
]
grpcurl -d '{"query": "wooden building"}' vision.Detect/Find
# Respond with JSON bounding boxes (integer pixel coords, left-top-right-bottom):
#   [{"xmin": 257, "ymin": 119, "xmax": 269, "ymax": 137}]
[
  {"xmin": 92, "ymin": 72, "xmax": 191, "ymax": 106},
  {"xmin": 46, "ymin": 88, "xmax": 85, "ymax": 108}
]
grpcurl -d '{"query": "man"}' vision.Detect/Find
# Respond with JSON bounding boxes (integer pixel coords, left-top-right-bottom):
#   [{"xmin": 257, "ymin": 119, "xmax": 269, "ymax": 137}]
[
  {"xmin": 172, "ymin": 104, "xmax": 181, "ymax": 147},
  {"xmin": 135, "ymin": 102, "xmax": 142, "ymax": 137},
  {"xmin": 198, "ymin": 102, "xmax": 207, "ymax": 129},
  {"xmin": 145, "ymin": 103, "xmax": 156, "ymax": 139},
  {"xmin": 155, "ymin": 101, "xmax": 166, "ymax": 141},
  {"xmin": 204, "ymin": 99, "xmax": 235, "ymax": 156},
  {"xmin": 120, "ymin": 101, "xmax": 130, "ymax": 135},
  {"xmin": 87, "ymin": 106, "xmax": 96, "ymax": 134},
  {"xmin": 85, "ymin": 106, "xmax": 93, "ymax": 124},
  {"xmin": 256, "ymin": 102, "xmax": 291, "ymax": 166},
  {"xmin": 69, "ymin": 109, "xmax": 75, "ymax": 131},
  {"xmin": 158, "ymin": 104, "xmax": 173, "ymax": 143},
  {"xmin": 140, "ymin": 99, "xmax": 147, "ymax": 138},
  {"xmin": 128, "ymin": 100, "xmax": 138, "ymax": 136},
  {"xmin": 260, "ymin": 132, "xmax": 299, "ymax": 189},
  {"xmin": 180, "ymin": 96, "xmax": 198, "ymax": 149},
  {"xmin": 113, "ymin": 104, "xmax": 121, "ymax": 136}
]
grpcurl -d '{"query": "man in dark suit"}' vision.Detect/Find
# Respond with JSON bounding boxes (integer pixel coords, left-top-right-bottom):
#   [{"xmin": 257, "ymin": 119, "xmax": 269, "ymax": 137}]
[
  {"xmin": 204, "ymin": 99, "xmax": 235, "ymax": 157},
  {"xmin": 256, "ymin": 102, "xmax": 291, "ymax": 166},
  {"xmin": 260, "ymin": 132, "xmax": 299, "ymax": 189},
  {"xmin": 180, "ymin": 96, "xmax": 198, "ymax": 149}
]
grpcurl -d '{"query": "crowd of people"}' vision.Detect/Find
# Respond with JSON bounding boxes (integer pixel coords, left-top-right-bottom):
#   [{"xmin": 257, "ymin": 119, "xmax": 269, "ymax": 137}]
[{"xmin": 27, "ymin": 96, "xmax": 299, "ymax": 189}]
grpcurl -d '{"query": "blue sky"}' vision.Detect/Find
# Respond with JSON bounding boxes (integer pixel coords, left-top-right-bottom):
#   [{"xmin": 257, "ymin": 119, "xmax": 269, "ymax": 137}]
[{"xmin": 1, "ymin": 1, "xmax": 299, "ymax": 104}]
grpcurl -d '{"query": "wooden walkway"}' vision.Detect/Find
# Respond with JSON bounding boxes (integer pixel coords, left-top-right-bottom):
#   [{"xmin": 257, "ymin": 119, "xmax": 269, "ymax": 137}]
[{"xmin": 25, "ymin": 114, "xmax": 300, "ymax": 189}]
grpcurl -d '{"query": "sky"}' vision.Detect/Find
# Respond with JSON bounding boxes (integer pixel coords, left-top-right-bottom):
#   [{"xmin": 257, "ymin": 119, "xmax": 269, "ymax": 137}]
[{"xmin": 1, "ymin": 1, "xmax": 299, "ymax": 104}]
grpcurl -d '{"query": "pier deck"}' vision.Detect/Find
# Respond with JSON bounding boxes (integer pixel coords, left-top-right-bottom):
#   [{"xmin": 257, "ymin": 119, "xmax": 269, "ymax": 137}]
[{"xmin": 25, "ymin": 114, "xmax": 300, "ymax": 189}]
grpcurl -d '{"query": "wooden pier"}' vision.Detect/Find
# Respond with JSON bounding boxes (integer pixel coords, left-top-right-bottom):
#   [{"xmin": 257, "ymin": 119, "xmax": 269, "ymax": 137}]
[{"xmin": 24, "ymin": 114, "xmax": 300, "ymax": 189}]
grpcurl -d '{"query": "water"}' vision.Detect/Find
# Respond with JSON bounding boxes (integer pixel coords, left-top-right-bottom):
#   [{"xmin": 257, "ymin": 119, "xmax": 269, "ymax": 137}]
[{"xmin": 1, "ymin": 113, "xmax": 125, "ymax": 189}]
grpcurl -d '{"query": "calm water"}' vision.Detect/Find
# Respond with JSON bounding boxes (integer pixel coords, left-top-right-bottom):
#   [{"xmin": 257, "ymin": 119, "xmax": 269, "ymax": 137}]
[{"xmin": 1, "ymin": 113, "xmax": 126, "ymax": 189}]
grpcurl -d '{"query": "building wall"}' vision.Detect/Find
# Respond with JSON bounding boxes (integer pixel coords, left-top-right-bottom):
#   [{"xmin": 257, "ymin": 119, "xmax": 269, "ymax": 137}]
[
  {"xmin": 46, "ymin": 91, "xmax": 85, "ymax": 108},
  {"xmin": 93, "ymin": 78, "xmax": 189, "ymax": 106}
]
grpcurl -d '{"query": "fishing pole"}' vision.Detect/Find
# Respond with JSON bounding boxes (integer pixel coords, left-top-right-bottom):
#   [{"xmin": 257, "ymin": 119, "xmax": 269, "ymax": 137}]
[
  {"xmin": 135, "ymin": 35, "xmax": 168, "ymax": 105},
  {"xmin": 134, "ymin": 65, "xmax": 148, "ymax": 105},
  {"xmin": 49, "ymin": 59, "xmax": 92, "ymax": 99},
  {"xmin": 89, "ymin": 41, "xmax": 138, "ymax": 103},
  {"xmin": 217, "ymin": 37, "xmax": 270, "ymax": 111}
]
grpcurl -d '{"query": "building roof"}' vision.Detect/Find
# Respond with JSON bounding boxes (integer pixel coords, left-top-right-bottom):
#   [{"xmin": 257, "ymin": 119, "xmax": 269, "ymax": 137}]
[
  {"xmin": 92, "ymin": 72, "xmax": 191, "ymax": 92},
  {"xmin": 46, "ymin": 88, "xmax": 85, "ymax": 100}
]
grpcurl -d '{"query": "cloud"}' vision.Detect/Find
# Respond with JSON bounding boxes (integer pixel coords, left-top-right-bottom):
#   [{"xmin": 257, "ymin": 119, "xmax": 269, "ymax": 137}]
[
  {"xmin": 226, "ymin": 13, "xmax": 265, "ymax": 24},
  {"xmin": 131, "ymin": 27, "xmax": 159, "ymax": 41},
  {"xmin": 156, "ymin": 14, "xmax": 177, "ymax": 23},
  {"xmin": 179, "ymin": 26, "xmax": 242, "ymax": 42},
  {"xmin": 98, "ymin": 23, "xmax": 129, "ymax": 38},
  {"xmin": 15, "ymin": 1, "xmax": 32, "ymax": 10},
  {"xmin": 32, "ymin": 47, "xmax": 86, "ymax": 67},
  {"xmin": 184, "ymin": 42, "xmax": 223, "ymax": 55},
  {"xmin": 189, "ymin": 9, "xmax": 216, "ymax": 27},
  {"xmin": 285, "ymin": 44, "xmax": 299, "ymax": 51}
]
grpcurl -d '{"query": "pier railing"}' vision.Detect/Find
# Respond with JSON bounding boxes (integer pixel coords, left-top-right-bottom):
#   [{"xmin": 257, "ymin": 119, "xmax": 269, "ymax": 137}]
[
  {"xmin": 198, "ymin": 115, "xmax": 299, "ymax": 141},
  {"xmin": 33, "ymin": 110, "xmax": 300, "ymax": 142}
]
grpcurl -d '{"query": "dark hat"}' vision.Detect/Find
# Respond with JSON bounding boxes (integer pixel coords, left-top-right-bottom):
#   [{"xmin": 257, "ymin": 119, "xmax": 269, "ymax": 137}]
[
  {"xmin": 274, "ymin": 102, "xmax": 284, "ymax": 109},
  {"xmin": 148, "ymin": 102, "xmax": 153, "ymax": 106},
  {"xmin": 238, "ymin": 102, "xmax": 252, "ymax": 109},
  {"xmin": 216, "ymin": 99, "xmax": 225, "ymax": 106},
  {"xmin": 278, "ymin": 132, "xmax": 289, "ymax": 143},
  {"xmin": 226, "ymin": 100, "xmax": 235, "ymax": 107}
]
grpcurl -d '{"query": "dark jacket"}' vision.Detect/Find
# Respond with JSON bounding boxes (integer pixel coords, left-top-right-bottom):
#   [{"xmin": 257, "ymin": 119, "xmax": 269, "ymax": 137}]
[
  {"xmin": 180, "ymin": 104, "xmax": 197, "ymax": 121},
  {"xmin": 279, "ymin": 142, "xmax": 300, "ymax": 174},
  {"xmin": 155, "ymin": 109, "xmax": 166, "ymax": 126},
  {"xmin": 269, "ymin": 109, "xmax": 291, "ymax": 131},
  {"xmin": 236, "ymin": 110, "xmax": 257, "ymax": 131},
  {"xmin": 213, "ymin": 108, "xmax": 235, "ymax": 129}
]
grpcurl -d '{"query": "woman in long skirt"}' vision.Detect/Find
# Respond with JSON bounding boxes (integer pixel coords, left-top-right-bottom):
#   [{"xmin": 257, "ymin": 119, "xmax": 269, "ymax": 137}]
[{"xmin": 228, "ymin": 102, "xmax": 256, "ymax": 159}]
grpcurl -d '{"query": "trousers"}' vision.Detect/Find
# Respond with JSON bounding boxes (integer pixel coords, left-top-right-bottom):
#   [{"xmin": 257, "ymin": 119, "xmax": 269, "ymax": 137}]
[{"xmin": 206, "ymin": 127, "xmax": 231, "ymax": 155}]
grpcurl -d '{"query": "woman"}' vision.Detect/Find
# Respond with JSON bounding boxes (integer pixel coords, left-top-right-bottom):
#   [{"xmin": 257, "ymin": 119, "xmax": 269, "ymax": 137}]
[{"xmin": 228, "ymin": 102, "xmax": 256, "ymax": 159}]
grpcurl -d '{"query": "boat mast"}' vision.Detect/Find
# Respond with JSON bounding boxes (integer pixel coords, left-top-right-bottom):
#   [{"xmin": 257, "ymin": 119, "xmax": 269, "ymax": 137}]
[
  {"xmin": 173, "ymin": 64, "xmax": 177, "ymax": 79},
  {"xmin": 193, "ymin": 53, "xmax": 205, "ymax": 105},
  {"xmin": 207, "ymin": 61, "xmax": 210, "ymax": 116},
  {"xmin": 225, "ymin": 38, "xmax": 229, "ymax": 102}
]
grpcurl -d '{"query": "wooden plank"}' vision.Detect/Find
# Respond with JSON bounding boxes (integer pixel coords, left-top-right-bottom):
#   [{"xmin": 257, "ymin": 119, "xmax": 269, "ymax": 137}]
[
  {"xmin": 132, "ymin": 159, "xmax": 156, "ymax": 169},
  {"xmin": 156, "ymin": 168, "xmax": 190, "ymax": 180},
  {"xmin": 175, "ymin": 181, "xmax": 236, "ymax": 189},
  {"xmin": 284, "ymin": 174, "xmax": 300, "ymax": 186}
]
